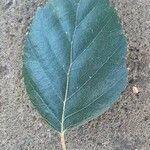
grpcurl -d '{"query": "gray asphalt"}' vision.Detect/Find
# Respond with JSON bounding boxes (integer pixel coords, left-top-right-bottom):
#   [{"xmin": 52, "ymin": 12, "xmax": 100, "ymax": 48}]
[{"xmin": 0, "ymin": 0, "xmax": 150, "ymax": 149}]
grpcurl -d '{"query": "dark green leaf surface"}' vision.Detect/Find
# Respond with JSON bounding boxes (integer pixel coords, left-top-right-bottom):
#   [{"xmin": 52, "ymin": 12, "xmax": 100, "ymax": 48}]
[{"xmin": 23, "ymin": 0, "xmax": 127, "ymax": 132}]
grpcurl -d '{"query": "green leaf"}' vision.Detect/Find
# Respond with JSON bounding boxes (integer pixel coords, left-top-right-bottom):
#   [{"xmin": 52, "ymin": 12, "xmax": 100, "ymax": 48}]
[{"xmin": 23, "ymin": 0, "xmax": 127, "ymax": 133}]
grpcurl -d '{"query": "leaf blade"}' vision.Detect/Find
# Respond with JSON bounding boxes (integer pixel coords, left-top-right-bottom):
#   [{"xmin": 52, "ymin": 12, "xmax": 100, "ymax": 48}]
[{"xmin": 23, "ymin": 0, "xmax": 127, "ymax": 132}]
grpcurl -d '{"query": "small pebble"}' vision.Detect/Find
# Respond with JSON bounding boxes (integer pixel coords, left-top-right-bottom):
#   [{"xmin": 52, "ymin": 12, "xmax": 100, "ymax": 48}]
[{"xmin": 132, "ymin": 86, "xmax": 139, "ymax": 94}]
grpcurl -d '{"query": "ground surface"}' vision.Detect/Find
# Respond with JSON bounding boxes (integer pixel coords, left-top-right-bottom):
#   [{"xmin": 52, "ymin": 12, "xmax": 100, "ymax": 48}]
[{"xmin": 0, "ymin": 0, "xmax": 150, "ymax": 150}]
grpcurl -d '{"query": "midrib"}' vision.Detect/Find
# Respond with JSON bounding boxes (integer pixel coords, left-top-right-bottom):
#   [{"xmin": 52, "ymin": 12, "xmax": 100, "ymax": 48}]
[
  {"xmin": 60, "ymin": 1, "xmax": 80, "ymax": 133},
  {"xmin": 61, "ymin": 42, "xmax": 73, "ymax": 133}
]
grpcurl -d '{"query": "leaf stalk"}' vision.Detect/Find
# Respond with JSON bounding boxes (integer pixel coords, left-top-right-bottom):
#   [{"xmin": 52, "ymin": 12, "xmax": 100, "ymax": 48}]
[{"xmin": 60, "ymin": 131, "xmax": 67, "ymax": 150}]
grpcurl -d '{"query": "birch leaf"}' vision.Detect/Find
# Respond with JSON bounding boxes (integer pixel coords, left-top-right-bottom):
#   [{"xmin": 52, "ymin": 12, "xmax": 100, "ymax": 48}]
[{"xmin": 23, "ymin": 0, "xmax": 127, "ymax": 136}]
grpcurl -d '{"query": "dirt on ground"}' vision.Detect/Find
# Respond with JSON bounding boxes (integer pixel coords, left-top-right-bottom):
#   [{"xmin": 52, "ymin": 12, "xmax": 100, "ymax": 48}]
[{"xmin": 0, "ymin": 0, "xmax": 150, "ymax": 150}]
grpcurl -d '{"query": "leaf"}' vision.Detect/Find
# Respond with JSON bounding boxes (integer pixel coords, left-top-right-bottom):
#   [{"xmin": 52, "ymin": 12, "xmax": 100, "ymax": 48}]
[{"xmin": 23, "ymin": 0, "xmax": 127, "ymax": 134}]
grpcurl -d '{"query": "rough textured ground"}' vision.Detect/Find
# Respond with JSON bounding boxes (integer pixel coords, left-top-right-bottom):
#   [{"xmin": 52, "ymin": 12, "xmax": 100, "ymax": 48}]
[{"xmin": 0, "ymin": 0, "xmax": 150, "ymax": 150}]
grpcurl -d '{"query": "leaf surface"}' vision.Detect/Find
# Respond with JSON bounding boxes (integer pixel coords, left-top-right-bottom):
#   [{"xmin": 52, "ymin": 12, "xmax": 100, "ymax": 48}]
[{"xmin": 23, "ymin": 0, "xmax": 127, "ymax": 132}]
